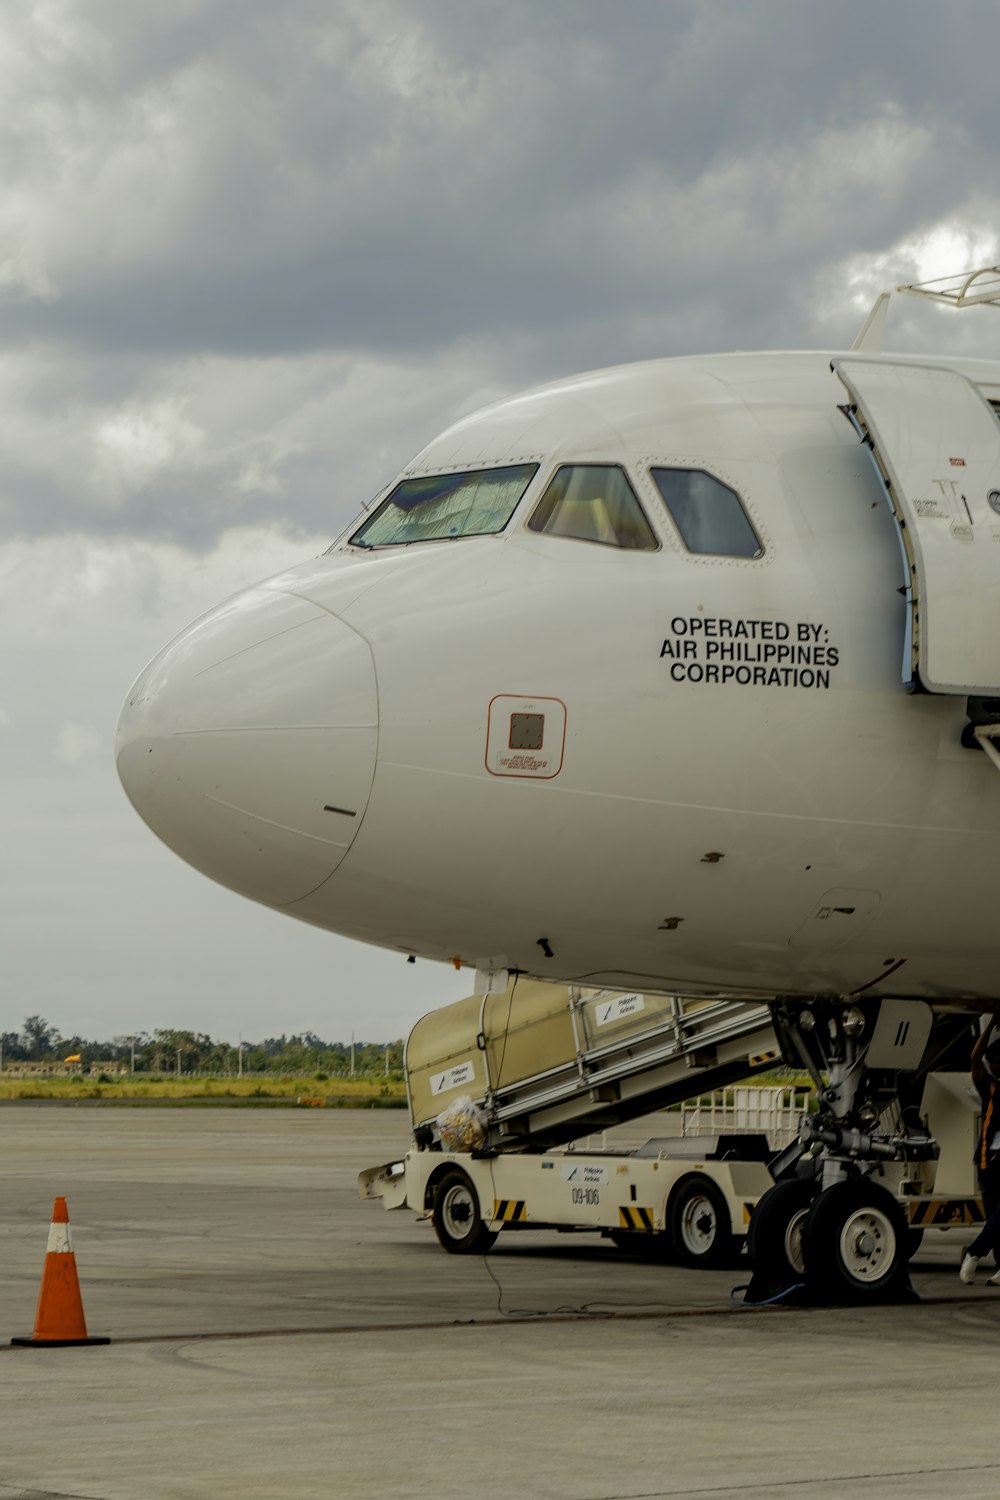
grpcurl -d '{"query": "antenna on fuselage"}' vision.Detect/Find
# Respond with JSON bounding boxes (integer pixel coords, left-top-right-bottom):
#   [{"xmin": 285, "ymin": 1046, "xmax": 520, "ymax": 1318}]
[{"xmin": 851, "ymin": 292, "xmax": 891, "ymax": 352}]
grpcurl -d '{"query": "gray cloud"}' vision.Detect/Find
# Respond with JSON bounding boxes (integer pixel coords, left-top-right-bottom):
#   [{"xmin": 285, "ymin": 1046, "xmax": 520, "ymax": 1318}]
[
  {"xmin": 2, "ymin": 1, "xmax": 1000, "ymax": 549},
  {"xmin": 3, "ymin": 4, "xmax": 997, "ymax": 355}
]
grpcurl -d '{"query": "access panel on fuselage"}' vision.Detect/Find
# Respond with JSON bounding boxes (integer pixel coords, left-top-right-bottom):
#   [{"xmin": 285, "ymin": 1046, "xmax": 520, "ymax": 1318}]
[{"xmin": 834, "ymin": 358, "xmax": 1000, "ymax": 695}]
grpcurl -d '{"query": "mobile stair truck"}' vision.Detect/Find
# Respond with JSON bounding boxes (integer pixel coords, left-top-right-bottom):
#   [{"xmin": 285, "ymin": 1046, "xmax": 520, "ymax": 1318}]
[
  {"xmin": 360, "ymin": 978, "xmax": 988, "ymax": 1272},
  {"xmin": 359, "ymin": 979, "xmax": 791, "ymax": 1267}
]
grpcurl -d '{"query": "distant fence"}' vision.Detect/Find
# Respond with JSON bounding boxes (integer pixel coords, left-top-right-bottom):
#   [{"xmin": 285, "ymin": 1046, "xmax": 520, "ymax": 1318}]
[
  {"xmin": 170, "ymin": 1068, "xmax": 399, "ymax": 1079},
  {"xmin": 0, "ymin": 1066, "xmax": 400, "ymax": 1081}
]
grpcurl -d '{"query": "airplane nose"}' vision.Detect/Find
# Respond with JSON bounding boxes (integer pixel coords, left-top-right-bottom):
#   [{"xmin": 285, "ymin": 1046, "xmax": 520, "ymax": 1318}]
[{"xmin": 116, "ymin": 588, "xmax": 377, "ymax": 907}]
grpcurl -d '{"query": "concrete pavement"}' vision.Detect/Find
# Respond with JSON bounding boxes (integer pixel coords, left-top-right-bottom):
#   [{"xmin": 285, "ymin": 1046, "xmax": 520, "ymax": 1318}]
[{"xmin": 1, "ymin": 1107, "xmax": 997, "ymax": 1499}]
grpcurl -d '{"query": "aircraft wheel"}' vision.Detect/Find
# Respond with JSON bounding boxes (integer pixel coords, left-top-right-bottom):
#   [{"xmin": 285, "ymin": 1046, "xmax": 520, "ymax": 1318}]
[
  {"xmin": 907, "ymin": 1227, "xmax": 924, "ymax": 1261},
  {"xmin": 802, "ymin": 1180, "xmax": 908, "ymax": 1300},
  {"xmin": 746, "ymin": 1180, "xmax": 814, "ymax": 1284},
  {"xmin": 431, "ymin": 1170, "xmax": 498, "ymax": 1255},
  {"xmin": 668, "ymin": 1176, "xmax": 734, "ymax": 1268}
]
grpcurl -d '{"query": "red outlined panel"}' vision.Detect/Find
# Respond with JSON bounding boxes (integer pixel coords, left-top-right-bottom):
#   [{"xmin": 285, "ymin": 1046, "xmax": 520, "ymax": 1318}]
[{"xmin": 485, "ymin": 695, "xmax": 567, "ymax": 778}]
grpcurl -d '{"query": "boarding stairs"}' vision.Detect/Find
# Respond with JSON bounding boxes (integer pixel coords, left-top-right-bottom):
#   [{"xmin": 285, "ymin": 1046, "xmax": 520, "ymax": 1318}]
[{"xmin": 481, "ymin": 991, "xmax": 780, "ymax": 1152}]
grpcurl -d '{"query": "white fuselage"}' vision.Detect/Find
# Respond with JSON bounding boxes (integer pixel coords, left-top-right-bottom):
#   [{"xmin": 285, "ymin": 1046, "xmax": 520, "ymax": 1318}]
[{"xmin": 116, "ymin": 350, "xmax": 1000, "ymax": 1002}]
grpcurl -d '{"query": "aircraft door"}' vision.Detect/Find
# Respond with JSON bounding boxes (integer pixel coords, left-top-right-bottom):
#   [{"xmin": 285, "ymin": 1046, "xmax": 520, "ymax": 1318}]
[{"xmin": 834, "ymin": 357, "xmax": 1000, "ymax": 695}]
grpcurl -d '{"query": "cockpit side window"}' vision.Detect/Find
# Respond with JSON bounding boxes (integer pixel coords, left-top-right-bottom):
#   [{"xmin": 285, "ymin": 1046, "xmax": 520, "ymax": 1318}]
[
  {"xmin": 650, "ymin": 468, "xmax": 763, "ymax": 559},
  {"xmin": 527, "ymin": 464, "xmax": 658, "ymax": 549},
  {"xmin": 350, "ymin": 464, "xmax": 538, "ymax": 547}
]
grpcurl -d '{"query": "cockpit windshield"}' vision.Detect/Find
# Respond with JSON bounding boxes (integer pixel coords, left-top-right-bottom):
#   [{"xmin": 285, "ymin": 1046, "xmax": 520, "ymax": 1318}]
[
  {"xmin": 350, "ymin": 464, "xmax": 538, "ymax": 548},
  {"xmin": 528, "ymin": 464, "xmax": 658, "ymax": 549}
]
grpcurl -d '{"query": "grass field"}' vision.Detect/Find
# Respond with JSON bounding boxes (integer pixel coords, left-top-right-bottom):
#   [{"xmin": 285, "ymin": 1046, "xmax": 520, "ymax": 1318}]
[
  {"xmin": 0, "ymin": 1068, "xmax": 811, "ymax": 1110},
  {"xmin": 0, "ymin": 1075, "xmax": 408, "ymax": 1106}
]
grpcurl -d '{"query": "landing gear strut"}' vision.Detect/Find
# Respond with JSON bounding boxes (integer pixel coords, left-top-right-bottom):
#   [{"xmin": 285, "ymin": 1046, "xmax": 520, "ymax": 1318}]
[{"xmin": 744, "ymin": 996, "xmax": 940, "ymax": 1305}]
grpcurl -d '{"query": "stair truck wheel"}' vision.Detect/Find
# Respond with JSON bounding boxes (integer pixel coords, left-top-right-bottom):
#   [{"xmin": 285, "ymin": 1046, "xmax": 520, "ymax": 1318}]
[
  {"xmin": 432, "ymin": 1169, "xmax": 498, "ymax": 1256},
  {"xmin": 802, "ymin": 1179, "xmax": 909, "ymax": 1302},
  {"xmin": 745, "ymin": 1180, "xmax": 815, "ymax": 1292},
  {"xmin": 668, "ymin": 1175, "xmax": 735, "ymax": 1268}
]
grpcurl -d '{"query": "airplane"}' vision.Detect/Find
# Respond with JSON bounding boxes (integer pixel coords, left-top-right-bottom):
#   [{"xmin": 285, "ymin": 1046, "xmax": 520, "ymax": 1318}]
[{"xmin": 116, "ymin": 265, "xmax": 1000, "ymax": 1302}]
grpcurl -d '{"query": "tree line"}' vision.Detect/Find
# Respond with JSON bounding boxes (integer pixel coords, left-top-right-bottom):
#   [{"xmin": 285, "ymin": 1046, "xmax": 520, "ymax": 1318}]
[{"xmin": 1, "ymin": 1016, "xmax": 404, "ymax": 1077}]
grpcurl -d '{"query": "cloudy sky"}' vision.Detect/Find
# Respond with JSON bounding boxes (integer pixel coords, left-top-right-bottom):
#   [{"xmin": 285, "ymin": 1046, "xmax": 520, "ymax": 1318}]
[{"xmin": 3, "ymin": 0, "xmax": 1000, "ymax": 1048}]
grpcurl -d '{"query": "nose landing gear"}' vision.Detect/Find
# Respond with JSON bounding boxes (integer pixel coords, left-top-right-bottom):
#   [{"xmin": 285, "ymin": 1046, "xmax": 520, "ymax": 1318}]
[{"xmin": 743, "ymin": 997, "xmax": 938, "ymax": 1305}]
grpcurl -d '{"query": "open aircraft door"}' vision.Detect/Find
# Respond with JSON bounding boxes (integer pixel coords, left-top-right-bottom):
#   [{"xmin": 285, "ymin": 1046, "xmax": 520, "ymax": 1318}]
[{"xmin": 834, "ymin": 357, "xmax": 1000, "ymax": 696}]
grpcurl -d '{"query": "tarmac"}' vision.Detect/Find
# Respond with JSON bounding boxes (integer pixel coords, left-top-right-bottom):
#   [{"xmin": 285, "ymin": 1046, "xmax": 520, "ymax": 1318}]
[{"xmin": 1, "ymin": 1105, "xmax": 999, "ymax": 1500}]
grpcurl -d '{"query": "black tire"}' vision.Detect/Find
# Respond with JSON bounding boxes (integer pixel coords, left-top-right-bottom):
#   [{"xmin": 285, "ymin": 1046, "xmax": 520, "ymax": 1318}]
[
  {"xmin": 668, "ymin": 1176, "xmax": 734, "ymax": 1268},
  {"xmin": 746, "ymin": 1180, "xmax": 815, "ymax": 1284},
  {"xmin": 802, "ymin": 1179, "xmax": 909, "ymax": 1301},
  {"xmin": 906, "ymin": 1227, "xmax": 924, "ymax": 1261},
  {"xmin": 431, "ymin": 1169, "xmax": 498, "ymax": 1256}
]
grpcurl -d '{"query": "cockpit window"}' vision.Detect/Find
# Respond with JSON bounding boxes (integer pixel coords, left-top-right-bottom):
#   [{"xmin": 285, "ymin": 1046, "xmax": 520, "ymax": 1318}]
[
  {"xmin": 350, "ymin": 464, "xmax": 538, "ymax": 547},
  {"xmin": 650, "ymin": 468, "xmax": 762, "ymax": 559},
  {"xmin": 527, "ymin": 465, "xmax": 658, "ymax": 549}
]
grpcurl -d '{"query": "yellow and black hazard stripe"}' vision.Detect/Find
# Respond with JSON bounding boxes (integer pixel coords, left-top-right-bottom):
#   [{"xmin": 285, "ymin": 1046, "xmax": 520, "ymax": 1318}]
[
  {"xmin": 749, "ymin": 1050, "xmax": 779, "ymax": 1066},
  {"xmin": 618, "ymin": 1206, "xmax": 655, "ymax": 1232},
  {"xmin": 493, "ymin": 1199, "xmax": 528, "ymax": 1224},
  {"xmin": 908, "ymin": 1198, "xmax": 985, "ymax": 1227}
]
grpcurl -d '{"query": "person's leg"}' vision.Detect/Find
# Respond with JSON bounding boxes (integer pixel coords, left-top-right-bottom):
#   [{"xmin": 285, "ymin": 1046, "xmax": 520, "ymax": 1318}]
[{"xmin": 961, "ymin": 1165, "xmax": 1000, "ymax": 1278}]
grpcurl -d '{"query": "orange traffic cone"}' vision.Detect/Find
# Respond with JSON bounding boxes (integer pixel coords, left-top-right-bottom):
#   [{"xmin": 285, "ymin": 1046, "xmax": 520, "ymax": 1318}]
[{"xmin": 11, "ymin": 1196, "xmax": 109, "ymax": 1347}]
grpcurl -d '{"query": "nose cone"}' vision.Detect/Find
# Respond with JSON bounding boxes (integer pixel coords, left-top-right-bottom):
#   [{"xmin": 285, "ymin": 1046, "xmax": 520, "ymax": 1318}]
[{"xmin": 117, "ymin": 588, "xmax": 377, "ymax": 907}]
